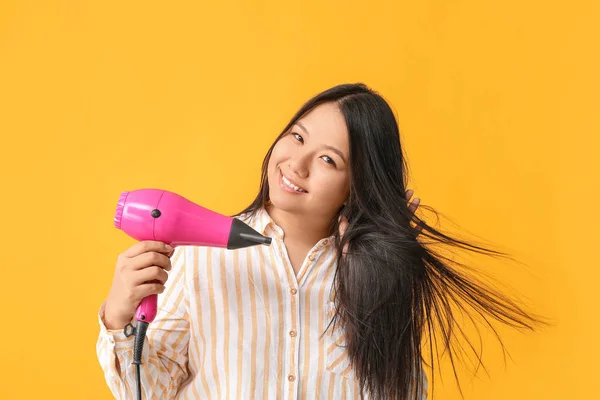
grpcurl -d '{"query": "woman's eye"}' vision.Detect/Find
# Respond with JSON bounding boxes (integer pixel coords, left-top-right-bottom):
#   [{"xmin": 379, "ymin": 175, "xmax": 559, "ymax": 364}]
[
  {"xmin": 321, "ymin": 156, "xmax": 336, "ymax": 166},
  {"xmin": 292, "ymin": 133, "xmax": 304, "ymax": 143}
]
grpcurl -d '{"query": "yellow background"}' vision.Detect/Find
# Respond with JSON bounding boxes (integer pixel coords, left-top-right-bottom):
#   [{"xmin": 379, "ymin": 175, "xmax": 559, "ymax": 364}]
[{"xmin": 0, "ymin": 1, "xmax": 597, "ymax": 399}]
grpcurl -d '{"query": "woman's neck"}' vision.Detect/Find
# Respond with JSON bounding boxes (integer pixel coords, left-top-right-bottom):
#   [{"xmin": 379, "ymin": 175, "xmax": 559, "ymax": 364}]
[{"xmin": 266, "ymin": 203, "xmax": 332, "ymax": 247}]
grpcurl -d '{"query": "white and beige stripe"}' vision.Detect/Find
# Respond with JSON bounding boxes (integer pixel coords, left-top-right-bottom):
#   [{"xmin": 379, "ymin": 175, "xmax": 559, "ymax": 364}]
[{"xmin": 97, "ymin": 206, "xmax": 428, "ymax": 399}]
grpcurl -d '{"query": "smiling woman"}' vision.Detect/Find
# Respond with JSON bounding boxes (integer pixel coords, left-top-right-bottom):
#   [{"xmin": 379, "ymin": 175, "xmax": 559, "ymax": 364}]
[{"xmin": 97, "ymin": 83, "xmax": 545, "ymax": 400}]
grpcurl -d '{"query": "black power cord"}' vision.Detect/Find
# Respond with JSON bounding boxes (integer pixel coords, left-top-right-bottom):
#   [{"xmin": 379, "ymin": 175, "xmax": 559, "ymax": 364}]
[{"xmin": 124, "ymin": 321, "xmax": 149, "ymax": 400}]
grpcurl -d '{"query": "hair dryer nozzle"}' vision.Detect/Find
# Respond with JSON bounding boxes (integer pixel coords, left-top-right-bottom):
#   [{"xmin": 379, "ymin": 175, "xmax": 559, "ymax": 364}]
[
  {"xmin": 228, "ymin": 218, "xmax": 272, "ymax": 249},
  {"xmin": 240, "ymin": 233, "xmax": 272, "ymax": 245}
]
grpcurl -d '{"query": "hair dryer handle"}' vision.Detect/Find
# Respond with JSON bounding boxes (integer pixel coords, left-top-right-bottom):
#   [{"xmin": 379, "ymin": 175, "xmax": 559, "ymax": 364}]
[{"xmin": 135, "ymin": 294, "xmax": 158, "ymax": 323}]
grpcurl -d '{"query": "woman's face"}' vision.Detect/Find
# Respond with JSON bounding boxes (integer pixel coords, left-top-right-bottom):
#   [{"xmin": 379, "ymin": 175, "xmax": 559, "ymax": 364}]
[{"xmin": 267, "ymin": 102, "xmax": 350, "ymax": 219}]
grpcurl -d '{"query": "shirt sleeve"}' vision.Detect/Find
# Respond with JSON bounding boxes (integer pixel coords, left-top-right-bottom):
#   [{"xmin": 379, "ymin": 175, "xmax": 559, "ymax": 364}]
[{"xmin": 96, "ymin": 246, "xmax": 191, "ymax": 399}]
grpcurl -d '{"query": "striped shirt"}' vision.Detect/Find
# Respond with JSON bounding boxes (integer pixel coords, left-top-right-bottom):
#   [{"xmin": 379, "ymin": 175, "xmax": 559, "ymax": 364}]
[{"xmin": 96, "ymin": 206, "xmax": 428, "ymax": 399}]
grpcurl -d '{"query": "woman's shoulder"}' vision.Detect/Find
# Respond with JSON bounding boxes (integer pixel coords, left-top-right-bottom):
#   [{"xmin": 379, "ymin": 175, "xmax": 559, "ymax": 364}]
[
  {"xmin": 233, "ymin": 208, "xmax": 264, "ymax": 231},
  {"xmin": 233, "ymin": 208, "xmax": 257, "ymax": 222}
]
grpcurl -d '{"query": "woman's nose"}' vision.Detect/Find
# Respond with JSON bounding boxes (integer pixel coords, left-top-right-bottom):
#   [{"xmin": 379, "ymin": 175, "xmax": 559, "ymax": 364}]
[{"xmin": 288, "ymin": 154, "xmax": 309, "ymax": 178}]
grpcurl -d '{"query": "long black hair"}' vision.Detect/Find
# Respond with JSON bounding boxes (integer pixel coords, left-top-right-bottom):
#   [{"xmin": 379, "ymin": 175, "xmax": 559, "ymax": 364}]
[{"xmin": 234, "ymin": 83, "xmax": 545, "ymax": 399}]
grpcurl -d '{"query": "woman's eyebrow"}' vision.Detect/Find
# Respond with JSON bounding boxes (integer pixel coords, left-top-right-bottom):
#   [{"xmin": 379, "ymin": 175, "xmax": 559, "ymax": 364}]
[
  {"xmin": 296, "ymin": 121, "xmax": 310, "ymax": 136},
  {"xmin": 323, "ymin": 145, "xmax": 347, "ymax": 163}
]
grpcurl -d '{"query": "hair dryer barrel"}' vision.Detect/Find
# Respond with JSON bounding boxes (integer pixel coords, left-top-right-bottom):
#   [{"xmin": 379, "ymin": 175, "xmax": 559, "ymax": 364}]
[
  {"xmin": 114, "ymin": 189, "xmax": 272, "ymax": 248},
  {"xmin": 113, "ymin": 188, "xmax": 272, "ymax": 323}
]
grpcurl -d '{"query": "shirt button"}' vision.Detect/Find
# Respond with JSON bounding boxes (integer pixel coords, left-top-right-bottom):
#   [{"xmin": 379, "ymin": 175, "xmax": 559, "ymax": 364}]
[
  {"xmin": 323, "ymin": 239, "xmax": 329, "ymax": 245},
  {"xmin": 290, "ymin": 288, "xmax": 297, "ymax": 295},
  {"xmin": 308, "ymin": 254, "xmax": 315, "ymax": 261},
  {"xmin": 289, "ymin": 330, "xmax": 297, "ymax": 337},
  {"xmin": 288, "ymin": 374, "xmax": 296, "ymax": 382}
]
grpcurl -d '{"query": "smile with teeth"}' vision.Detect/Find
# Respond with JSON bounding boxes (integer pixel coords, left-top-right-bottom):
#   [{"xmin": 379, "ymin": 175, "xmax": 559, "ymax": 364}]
[{"xmin": 281, "ymin": 173, "xmax": 308, "ymax": 193}]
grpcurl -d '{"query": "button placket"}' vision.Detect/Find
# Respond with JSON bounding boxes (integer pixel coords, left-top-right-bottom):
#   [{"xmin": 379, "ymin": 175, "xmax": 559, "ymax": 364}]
[
  {"xmin": 273, "ymin": 231, "xmax": 301, "ymax": 397},
  {"xmin": 288, "ymin": 276, "xmax": 300, "ymax": 396}
]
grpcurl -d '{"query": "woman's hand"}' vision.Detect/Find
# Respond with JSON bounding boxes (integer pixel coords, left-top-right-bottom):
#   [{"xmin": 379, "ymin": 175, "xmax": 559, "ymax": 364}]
[
  {"xmin": 404, "ymin": 189, "xmax": 421, "ymax": 217},
  {"xmin": 104, "ymin": 240, "xmax": 174, "ymax": 330},
  {"xmin": 338, "ymin": 189, "xmax": 422, "ymax": 257}
]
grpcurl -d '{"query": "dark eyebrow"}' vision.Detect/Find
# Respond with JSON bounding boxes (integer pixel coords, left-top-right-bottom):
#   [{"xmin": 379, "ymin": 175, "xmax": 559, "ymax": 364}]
[
  {"xmin": 296, "ymin": 121, "xmax": 310, "ymax": 136},
  {"xmin": 294, "ymin": 122, "xmax": 347, "ymax": 164},
  {"xmin": 323, "ymin": 145, "xmax": 348, "ymax": 164}
]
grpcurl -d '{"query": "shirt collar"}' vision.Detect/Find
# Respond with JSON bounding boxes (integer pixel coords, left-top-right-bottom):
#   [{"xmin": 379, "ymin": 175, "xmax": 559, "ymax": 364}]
[
  {"xmin": 236, "ymin": 204, "xmax": 336, "ymax": 243},
  {"xmin": 235, "ymin": 205, "xmax": 282, "ymax": 239}
]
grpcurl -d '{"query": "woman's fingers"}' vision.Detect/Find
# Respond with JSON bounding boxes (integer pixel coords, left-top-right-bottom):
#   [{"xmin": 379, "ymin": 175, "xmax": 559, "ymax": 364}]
[
  {"xmin": 408, "ymin": 197, "xmax": 420, "ymax": 215},
  {"xmin": 406, "ymin": 189, "xmax": 424, "ymax": 236},
  {"xmin": 405, "ymin": 189, "xmax": 420, "ymax": 215}
]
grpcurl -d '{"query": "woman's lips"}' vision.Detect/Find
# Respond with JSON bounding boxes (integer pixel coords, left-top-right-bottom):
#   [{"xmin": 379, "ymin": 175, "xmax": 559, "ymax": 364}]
[{"xmin": 279, "ymin": 171, "xmax": 308, "ymax": 194}]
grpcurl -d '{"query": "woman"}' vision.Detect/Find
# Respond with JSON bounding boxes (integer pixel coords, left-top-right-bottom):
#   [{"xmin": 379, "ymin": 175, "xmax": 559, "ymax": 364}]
[{"xmin": 97, "ymin": 83, "xmax": 541, "ymax": 399}]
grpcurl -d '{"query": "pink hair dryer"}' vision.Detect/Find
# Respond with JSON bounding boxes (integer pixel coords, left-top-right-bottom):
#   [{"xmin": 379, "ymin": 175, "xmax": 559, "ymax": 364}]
[{"xmin": 113, "ymin": 188, "xmax": 271, "ymax": 324}]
